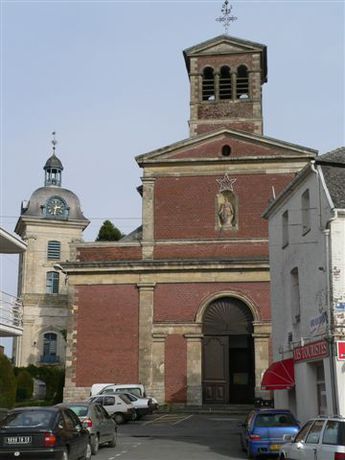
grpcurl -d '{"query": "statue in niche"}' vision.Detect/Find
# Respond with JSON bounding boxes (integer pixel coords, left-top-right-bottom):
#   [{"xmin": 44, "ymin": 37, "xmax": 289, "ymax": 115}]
[{"xmin": 218, "ymin": 191, "xmax": 235, "ymax": 227}]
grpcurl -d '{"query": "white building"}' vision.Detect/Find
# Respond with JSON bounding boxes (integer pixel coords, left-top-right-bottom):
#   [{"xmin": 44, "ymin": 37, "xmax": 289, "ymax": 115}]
[
  {"xmin": 0, "ymin": 227, "xmax": 27, "ymax": 338},
  {"xmin": 263, "ymin": 147, "xmax": 345, "ymax": 421}
]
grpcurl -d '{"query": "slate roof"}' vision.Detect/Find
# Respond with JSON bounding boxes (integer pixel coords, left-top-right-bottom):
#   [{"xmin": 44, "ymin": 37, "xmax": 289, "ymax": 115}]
[{"xmin": 317, "ymin": 147, "xmax": 345, "ymax": 209}]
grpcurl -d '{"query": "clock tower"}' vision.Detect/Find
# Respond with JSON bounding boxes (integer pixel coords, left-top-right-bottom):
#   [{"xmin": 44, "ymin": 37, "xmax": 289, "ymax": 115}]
[{"xmin": 14, "ymin": 136, "xmax": 89, "ymax": 367}]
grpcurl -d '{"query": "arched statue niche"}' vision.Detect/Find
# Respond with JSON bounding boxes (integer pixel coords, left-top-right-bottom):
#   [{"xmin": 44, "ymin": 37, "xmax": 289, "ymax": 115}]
[{"xmin": 217, "ymin": 190, "xmax": 237, "ymax": 229}]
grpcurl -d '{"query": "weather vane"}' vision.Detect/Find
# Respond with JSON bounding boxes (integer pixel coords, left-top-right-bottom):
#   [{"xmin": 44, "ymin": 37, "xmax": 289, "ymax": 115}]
[
  {"xmin": 51, "ymin": 131, "xmax": 58, "ymax": 153},
  {"xmin": 216, "ymin": 0, "xmax": 237, "ymax": 34}
]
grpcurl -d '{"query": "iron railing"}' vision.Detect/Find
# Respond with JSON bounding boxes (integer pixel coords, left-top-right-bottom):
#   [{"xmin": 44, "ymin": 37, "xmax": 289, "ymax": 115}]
[{"xmin": 0, "ymin": 291, "xmax": 23, "ymax": 335}]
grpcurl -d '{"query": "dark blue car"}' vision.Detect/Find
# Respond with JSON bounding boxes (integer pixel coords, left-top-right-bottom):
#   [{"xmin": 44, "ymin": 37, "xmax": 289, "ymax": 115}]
[{"xmin": 240, "ymin": 408, "xmax": 300, "ymax": 458}]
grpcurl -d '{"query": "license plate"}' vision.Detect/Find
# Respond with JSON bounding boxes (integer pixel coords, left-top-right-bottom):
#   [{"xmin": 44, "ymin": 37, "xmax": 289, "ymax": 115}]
[
  {"xmin": 270, "ymin": 444, "xmax": 281, "ymax": 451},
  {"xmin": 5, "ymin": 436, "xmax": 32, "ymax": 445}
]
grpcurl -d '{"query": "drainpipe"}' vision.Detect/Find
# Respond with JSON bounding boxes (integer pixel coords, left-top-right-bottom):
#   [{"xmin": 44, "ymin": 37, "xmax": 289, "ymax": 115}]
[
  {"xmin": 325, "ymin": 211, "xmax": 339, "ymax": 415},
  {"xmin": 311, "ymin": 160, "xmax": 338, "ymax": 414}
]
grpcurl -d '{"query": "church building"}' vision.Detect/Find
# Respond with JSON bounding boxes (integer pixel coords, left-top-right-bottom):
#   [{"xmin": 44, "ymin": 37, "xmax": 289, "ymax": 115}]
[{"xmin": 62, "ymin": 34, "xmax": 317, "ymax": 405}]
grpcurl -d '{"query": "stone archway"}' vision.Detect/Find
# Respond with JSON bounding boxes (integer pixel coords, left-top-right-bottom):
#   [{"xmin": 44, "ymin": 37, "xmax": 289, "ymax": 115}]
[{"xmin": 202, "ymin": 297, "xmax": 255, "ymax": 404}]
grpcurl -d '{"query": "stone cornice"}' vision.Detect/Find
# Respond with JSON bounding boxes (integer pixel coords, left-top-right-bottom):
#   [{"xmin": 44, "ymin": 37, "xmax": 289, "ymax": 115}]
[{"xmin": 62, "ymin": 257, "xmax": 269, "ymax": 275}]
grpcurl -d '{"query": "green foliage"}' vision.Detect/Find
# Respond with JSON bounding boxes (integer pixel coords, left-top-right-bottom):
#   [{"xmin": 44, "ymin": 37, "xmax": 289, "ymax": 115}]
[
  {"xmin": 0, "ymin": 354, "xmax": 17, "ymax": 408},
  {"xmin": 16, "ymin": 370, "xmax": 34, "ymax": 401},
  {"xmin": 15, "ymin": 365, "xmax": 65, "ymax": 404},
  {"xmin": 96, "ymin": 220, "xmax": 123, "ymax": 241}
]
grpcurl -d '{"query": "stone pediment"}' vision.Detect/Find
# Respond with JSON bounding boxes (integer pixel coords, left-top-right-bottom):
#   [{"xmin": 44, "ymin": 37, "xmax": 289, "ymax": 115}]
[
  {"xmin": 184, "ymin": 35, "xmax": 265, "ymax": 57},
  {"xmin": 135, "ymin": 129, "xmax": 317, "ymax": 166},
  {"xmin": 183, "ymin": 35, "xmax": 267, "ymax": 80}
]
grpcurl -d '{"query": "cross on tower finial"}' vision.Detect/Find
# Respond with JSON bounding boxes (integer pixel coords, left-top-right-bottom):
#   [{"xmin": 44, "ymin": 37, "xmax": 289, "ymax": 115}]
[
  {"xmin": 216, "ymin": 0, "xmax": 237, "ymax": 34},
  {"xmin": 51, "ymin": 131, "xmax": 58, "ymax": 154}
]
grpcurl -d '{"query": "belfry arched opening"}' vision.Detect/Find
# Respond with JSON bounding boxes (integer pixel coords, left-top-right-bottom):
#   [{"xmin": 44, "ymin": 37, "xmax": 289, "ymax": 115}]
[{"xmin": 202, "ymin": 297, "xmax": 255, "ymax": 404}]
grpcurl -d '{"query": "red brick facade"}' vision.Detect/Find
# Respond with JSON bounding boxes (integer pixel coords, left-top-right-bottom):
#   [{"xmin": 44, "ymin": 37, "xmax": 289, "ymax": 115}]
[
  {"xmin": 63, "ymin": 35, "xmax": 316, "ymax": 405},
  {"xmin": 74, "ymin": 285, "xmax": 139, "ymax": 386}
]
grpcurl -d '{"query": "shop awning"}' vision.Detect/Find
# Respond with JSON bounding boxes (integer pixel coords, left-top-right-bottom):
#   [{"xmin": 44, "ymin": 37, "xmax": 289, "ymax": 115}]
[{"xmin": 261, "ymin": 358, "xmax": 295, "ymax": 390}]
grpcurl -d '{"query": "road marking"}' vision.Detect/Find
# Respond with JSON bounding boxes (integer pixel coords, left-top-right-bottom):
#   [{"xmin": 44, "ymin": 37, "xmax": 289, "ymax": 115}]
[
  {"xmin": 173, "ymin": 414, "xmax": 193, "ymax": 425},
  {"xmin": 143, "ymin": 413, "xmax": 194, "ymax": 425}
]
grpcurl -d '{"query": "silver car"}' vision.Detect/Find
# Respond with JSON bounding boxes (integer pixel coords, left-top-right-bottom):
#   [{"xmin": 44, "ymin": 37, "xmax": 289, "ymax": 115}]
[
  {"xmin": 279, "ymin": 415, "xmax": 345, "ymax": 460},
  {"xmin": 57, "ymin": 402, "xmax": 117, "ymax": 455}
]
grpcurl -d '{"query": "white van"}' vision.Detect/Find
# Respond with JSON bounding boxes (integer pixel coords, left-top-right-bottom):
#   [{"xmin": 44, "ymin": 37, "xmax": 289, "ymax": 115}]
[
  {"xmin": 90, "ymin": 383, "xmax": 159, "ymax": 409},
  {"xmin": 88, "ymin": 393, "xmax": 136, "ymax": 424}
]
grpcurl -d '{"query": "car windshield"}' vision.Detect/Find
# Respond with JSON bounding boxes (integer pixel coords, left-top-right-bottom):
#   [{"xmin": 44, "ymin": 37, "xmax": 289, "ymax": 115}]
[
  {"xmin": 67, "ymin": 405, "xmax": 88, "ymax": 417},
  {"xmin": 1, "ymin": 410, "xmax": 54, "ymax": 428},
  {"xmin": 255, "ymin": 413, "xmax": 296, "ymax": 427},
  {"xmin": 118, "ymin": 394, "xmax": 131, "ymax": 404},
  {"xmin": 116, "ymin": 388, "xmax": 142, "ymax": 397}
]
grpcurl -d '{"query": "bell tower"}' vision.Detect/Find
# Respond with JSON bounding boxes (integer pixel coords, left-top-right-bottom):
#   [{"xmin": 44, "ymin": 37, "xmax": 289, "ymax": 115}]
[{"xmin": 183, "ymin": 35, "xmax": 267, "ymax": 137}]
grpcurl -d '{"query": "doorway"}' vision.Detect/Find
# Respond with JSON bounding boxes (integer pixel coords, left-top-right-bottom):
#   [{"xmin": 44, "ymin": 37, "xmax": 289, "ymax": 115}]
[{"xmin": 202, "ymin": 297, "xmax": 255, "ymax": 404}]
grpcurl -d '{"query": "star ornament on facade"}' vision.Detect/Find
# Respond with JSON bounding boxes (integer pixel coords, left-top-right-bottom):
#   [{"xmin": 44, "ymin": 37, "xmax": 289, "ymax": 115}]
[{"xmin": 216, "ymin": 174, "xmax": 237, "ymax": 192}]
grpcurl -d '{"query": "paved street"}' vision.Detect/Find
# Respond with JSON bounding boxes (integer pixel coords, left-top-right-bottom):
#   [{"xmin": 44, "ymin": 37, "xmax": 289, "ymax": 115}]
[{"xmin": 93, "ymin": 413, "xmax": 247, "ymax": 460}]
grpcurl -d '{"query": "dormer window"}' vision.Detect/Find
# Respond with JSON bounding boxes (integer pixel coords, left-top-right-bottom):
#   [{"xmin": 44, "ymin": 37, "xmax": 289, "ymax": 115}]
[
  {"xmin": 236, "ymin": 65, "xmax": 249, "ymax": 99},
  {"xmin": 219, "ymin": 66, "xmax": 232, "ymax": 100},
  {"xmin": 202, "ymin": 67, "xmax": 215, "ymax": 101}
]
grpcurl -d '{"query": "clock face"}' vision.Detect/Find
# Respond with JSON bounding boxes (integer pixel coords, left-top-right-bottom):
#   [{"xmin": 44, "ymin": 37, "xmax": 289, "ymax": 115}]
[{"xmin": 46, "ymin": 197, "xmax": 66, "ymax": 217}]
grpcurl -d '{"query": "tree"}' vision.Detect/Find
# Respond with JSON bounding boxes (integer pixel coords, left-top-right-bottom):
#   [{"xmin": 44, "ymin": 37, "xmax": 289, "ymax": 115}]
[
  {"xmin": 96, "ymin": 220, "xmax": 123, "ymax": 241},
  {"xmin": 0, "ymin": 354, "xmax": 17, "ymax": 408},
  {"xmin": 16, "ymin": 370, "xmax": 34, "ymax": 401}
]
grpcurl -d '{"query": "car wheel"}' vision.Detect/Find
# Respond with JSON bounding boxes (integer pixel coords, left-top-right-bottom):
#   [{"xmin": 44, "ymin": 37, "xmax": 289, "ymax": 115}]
[
  {"xmin": 60, "ymin": 449, "xmax": 69, "ymax": 460},
  {"xmin": 108, "ymin": 431, "xmax": 116, "ymax": 448},
  {"xmin": 113, "ymin": 412, "xmax": 125, "ymax": 424},
  {"xmin": 91, "ymin": 434, "xmax": 99, "ymax": 455}
]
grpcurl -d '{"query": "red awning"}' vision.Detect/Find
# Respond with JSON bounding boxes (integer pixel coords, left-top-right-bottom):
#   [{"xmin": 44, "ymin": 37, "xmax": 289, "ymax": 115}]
[{"xmin": 261, "ymin": 358, "xmax": 295, "ymax": 390}]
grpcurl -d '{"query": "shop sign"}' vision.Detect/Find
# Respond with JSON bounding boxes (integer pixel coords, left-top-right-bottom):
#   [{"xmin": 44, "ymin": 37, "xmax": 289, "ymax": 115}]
[
  {"xmin": 337, "ymin": 341, "xmax": 345, "ymax": 361},
  {"xmin": 310, "ymin": 312, "xmax": 327, "ymax": 336},
  {"xmin": 293, "ymin": 340, "xmax": 329, "ymax": 363}
]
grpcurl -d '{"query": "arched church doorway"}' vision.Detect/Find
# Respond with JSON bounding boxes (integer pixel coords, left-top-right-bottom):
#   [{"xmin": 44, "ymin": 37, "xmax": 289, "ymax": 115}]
[{"xmin": 202, "ymin": 297, "xmax": 255, "ymax": 404}]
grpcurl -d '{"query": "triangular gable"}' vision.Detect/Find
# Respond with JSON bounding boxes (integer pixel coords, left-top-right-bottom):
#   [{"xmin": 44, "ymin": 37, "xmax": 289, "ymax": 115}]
[
  {"xmin": 135, "ymin": 128, "xmax": 317, "ymax": 166},
  {"xmin": 183, "ymin": 35, "xmax": 267, "ymax": 81}
]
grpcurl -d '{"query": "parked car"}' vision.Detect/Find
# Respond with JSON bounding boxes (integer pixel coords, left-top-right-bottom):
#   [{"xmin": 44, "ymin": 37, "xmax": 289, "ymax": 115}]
[
  {"xmin": 91, "ymin": 383, "xmax": 159, "ymax": 410},
  {"xmin": 0, "ymin": 406, "xmax": 91, "ymax": 460},
  {"xmin": 0, "ymin": 410, "xmax": 8, "ymax": 422},
  {"xmin": 114, "ymin": 391, "xmax": 154, "ymax": 419},
  {"xmin": 279, "ymin": 415, "xmax": 345, "ymax": 460},
  {"xmin": 56, "ymin": 402, "xmax": 117, "ymax": 455},
  {"xmin": 240, "ymin": 408, "xmax": 300, "ymax": 458},
  {"xmin": 88, "ymin": 394, "xmax": 135, "ymax": 425}
]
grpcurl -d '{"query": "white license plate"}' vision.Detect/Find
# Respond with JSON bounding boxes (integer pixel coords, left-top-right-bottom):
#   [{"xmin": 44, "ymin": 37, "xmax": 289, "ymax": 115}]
[{"xmin": 5, "ymin": 436, "xmax": 32, "ymax": 445}]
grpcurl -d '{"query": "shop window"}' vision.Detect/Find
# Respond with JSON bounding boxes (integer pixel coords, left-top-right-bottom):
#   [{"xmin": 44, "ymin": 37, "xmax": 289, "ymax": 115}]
[
  {"xmin": 301, "ymin": 189, "xmax": 311, "ymax": 235},
  {"xmin": 219, "ymin": 66, "xmax": 232, "ymax": 100},
  {"xmin": 282, "ymin": 210, "xmax": 289, "ymax": 247},
  {"xmin": 47, "ymin": 240, "xmax": 61, "ymax": 260},
  {"xmin": 236, "ymin": 65, "xmax": 249, "ymax": 99},
  {"xmin": 46, "ymin": 271, "xmax": 59, "ymax": 294},
  {"xmin": 202, "ymin": 67, "xmax": 215, "ymax": 101},
  {"xmin": 316, "ymin": 364, "xmax": 327, "ymax": 415}
]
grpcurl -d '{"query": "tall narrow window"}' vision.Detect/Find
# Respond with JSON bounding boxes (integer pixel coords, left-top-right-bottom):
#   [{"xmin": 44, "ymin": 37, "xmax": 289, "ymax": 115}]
[
  {"xmin": 202, "ymin": 67, "xmax": 215, "ymax": 101},
  {"xmin": 219, "ymin": 66, "xmax": 232, "ymax": 100},
  {"xmin": 42, "ymin": 332, "xmax": 58, "ymax": 363},
  {"xmin": 301, "ymin": 189, "xmax": 311, "ymax": 235},
  {"xmin": 282, "ymin": 210, "xmax": 289, "ymax": 247},
  {"xmin": 236, "ymin": 65, "xmax": 249, "ymax": 99},
  {"xmin": 47, "ymin": 240, "xmax": 61, "ymax": 260},
  {"xmin": 46, "ymin": 271, "xmax": 59, "ymax": 294},
  {"xmin": 290, "ymin": 268, "xmax": 301, "ymax": 324}
]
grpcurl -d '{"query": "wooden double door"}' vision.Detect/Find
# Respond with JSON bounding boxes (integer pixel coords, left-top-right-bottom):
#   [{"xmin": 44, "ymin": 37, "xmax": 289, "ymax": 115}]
[
  {"xmin": 202, "ymin": 297, "xmax": 255, "ymax": 404},
  {"xmin": 202, "ymin": 335, "xmax": 254, "ymax": 404}
]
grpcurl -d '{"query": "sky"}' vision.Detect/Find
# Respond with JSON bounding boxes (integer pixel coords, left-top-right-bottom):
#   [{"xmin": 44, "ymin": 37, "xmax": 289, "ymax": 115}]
[{"xmin": 0, "ymin": 0, "xmax": 344, "ymax": 353}]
